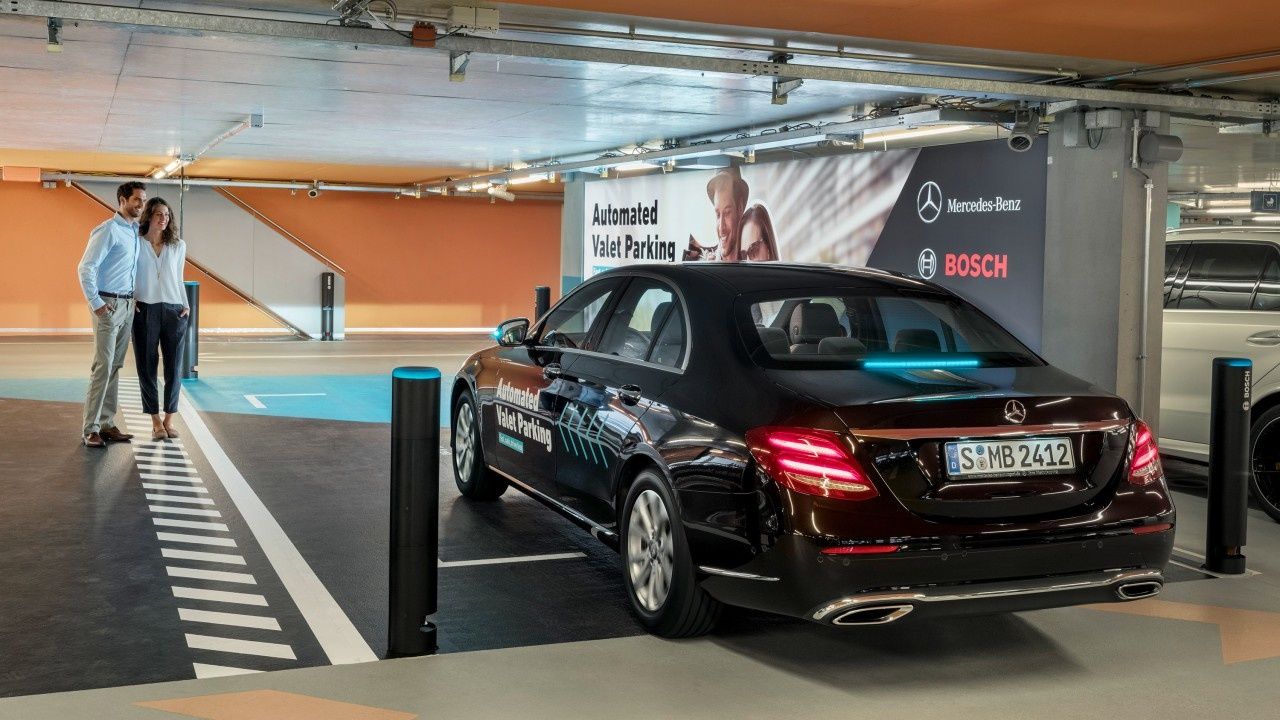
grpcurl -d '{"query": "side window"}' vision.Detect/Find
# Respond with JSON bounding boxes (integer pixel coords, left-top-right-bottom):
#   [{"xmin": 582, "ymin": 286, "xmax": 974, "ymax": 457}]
[
  {"xmin": 596, "ymin": 279, "xmax": 684, "ymax": 366},
  {"xmin": 1254, "ymin": 254, "xmax": 1280, "ymax": 311},
  {"xmin": 1164, "ymin": 243, "xmax": 1188, "ymax": 308},
  {"xmin": 539, "ymin": 278, "xmax": 621, "ymax": 350},
  {"xmin": 1177, "ymin": 243, "xmax": 1269, "ymax": 311}
]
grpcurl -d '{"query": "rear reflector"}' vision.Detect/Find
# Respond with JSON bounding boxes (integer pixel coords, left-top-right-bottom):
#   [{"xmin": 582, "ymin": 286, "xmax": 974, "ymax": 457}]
[
  {"xmin": 1128, "ymin": 419, "xmax": 1165, "ymax": 487},
  {"xmin": 821, "ymin": 544, "xmax": 901, "ymax": 555},
  {"xmin": 745, "ymin": 426, "xmax": 878, "ymax": 501},
  {"xmin": 1132, "ymin": 523, "xmax": 1173, "ymax": 535}
]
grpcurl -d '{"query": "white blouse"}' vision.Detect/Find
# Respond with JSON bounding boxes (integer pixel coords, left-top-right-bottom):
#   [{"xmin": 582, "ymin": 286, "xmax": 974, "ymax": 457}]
[{"xmin": 134, "ymin": 238, "xmax": 188, "ymax": 306}]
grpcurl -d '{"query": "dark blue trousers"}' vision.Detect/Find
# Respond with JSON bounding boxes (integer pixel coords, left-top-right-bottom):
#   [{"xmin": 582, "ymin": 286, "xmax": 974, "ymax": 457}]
[{"xmin": 132, "ymin": 301, "xmax": 187, "ymax": 414}]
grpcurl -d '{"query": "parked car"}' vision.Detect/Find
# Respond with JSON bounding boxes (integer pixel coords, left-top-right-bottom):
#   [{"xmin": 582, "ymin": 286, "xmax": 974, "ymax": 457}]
[
  {"xmin": 452, "ymin": 263, "xmax": 1174, "ymax": 637},
  {"xmin": 1160, "ymin": 228, "xmax": 1280, "ymax": 521}
]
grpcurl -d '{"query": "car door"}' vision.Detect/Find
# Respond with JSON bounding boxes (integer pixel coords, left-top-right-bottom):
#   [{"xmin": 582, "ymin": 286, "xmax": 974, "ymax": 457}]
[
  {"xmin": 1161, "ymin": 241, "xmax": 1277, "ymax": 448},
  {"xmin": 486, "ymin": 277, "xmax": 624, "ymax": 491},
  {"xmin": 551, "ymin": 277, "xmax": 689, "ymax": 521}
]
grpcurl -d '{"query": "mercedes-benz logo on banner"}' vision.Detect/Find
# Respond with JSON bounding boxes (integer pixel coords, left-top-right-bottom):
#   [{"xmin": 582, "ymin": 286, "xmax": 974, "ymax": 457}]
[
  {"xmin": 917, "ymin": 181, "xmax": 942, "ymax": 224},
  {"xmin": 1003, "ymin": 400, "xmax": 1027, "ymax": 425},
  {"xmin": 918, "ymin": 248, "xmax": 937, "ymax": 279}
]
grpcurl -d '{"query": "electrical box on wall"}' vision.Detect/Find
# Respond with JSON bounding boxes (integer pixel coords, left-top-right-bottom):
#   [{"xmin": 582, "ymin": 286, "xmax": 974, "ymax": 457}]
[
  {"xmin": 1084, "ymin": 109, "xmax": 1124, "ymax": 130},
  {"xmin": 446, "ymin": 6, "xmax": 499, "ymax": 34}
]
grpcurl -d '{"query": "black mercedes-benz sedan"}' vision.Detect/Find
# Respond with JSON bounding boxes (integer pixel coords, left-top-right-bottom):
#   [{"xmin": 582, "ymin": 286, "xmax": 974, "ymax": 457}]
[{"xmin": 450, "ymin": 263, "xmax": 1174, "ymax": 637}]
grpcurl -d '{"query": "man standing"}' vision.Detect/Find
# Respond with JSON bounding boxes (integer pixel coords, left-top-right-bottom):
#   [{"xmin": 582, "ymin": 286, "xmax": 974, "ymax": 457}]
[
  {"xmin": 78, "ymin": 181, "xmax": 146, "ymax": 447},
  {"xmin": 705, "ymin": 166, "xmax": 749, "ymax": 262}
]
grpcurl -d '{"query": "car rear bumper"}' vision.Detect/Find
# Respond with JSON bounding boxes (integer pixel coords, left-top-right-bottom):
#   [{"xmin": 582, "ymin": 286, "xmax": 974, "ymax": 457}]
[{"xmin": 697, "ymin": 528, "xmax": 1174, "ymax": 624}]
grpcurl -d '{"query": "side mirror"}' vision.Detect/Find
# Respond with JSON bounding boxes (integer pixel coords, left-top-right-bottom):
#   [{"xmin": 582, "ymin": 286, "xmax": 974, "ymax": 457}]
[{"xmin": 494, "ymin": 317, "xmax": 530, "ymax": 347}]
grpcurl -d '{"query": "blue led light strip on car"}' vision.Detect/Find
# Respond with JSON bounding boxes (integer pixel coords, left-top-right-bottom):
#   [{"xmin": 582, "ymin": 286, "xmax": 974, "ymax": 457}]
[{"xmin": 861, "ymin": 357, "xmax": 982, "ymax": 370}]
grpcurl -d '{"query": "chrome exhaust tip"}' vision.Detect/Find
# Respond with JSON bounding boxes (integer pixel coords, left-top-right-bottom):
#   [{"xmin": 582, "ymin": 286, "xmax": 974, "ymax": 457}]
[
  {"xmin": 831, "ymin": 604, "xmax": 914, "ymax": 626},
  {"xmin": 1116, "ymin": 581, "xmax": 1162, "ymax": 600}
]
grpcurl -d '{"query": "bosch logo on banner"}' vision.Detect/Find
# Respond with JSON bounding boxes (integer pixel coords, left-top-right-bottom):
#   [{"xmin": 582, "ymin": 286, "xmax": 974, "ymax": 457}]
[
  {"xmin": 917, "ymin": 248, "xmax": 938, "ymax": 279},
  {"xmin": 919, "ymin": 248, "xmax": 1009, "ymax": 279}
]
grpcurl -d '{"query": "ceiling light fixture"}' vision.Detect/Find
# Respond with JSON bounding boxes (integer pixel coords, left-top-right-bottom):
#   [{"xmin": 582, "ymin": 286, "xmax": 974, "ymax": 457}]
[
  {"xmin": 1205, "ymin": 207, "xmax": 1253, "ymax": 215},
  {"xmin": 863, "ymin": 124, "xmax": 976, "ymax": 144}
]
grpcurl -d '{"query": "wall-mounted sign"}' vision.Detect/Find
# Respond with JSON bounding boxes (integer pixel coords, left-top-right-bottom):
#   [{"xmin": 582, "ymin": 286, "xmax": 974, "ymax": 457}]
[{"xmin": 582, "ymin": 139, "xmax": 1047, "ymax": 348}]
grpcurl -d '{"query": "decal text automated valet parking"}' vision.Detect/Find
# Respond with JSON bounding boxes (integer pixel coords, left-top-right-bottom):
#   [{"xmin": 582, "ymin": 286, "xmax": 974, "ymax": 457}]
[
  {"xmin": 590, "ymin": 200, "xmax": 677, "ymax": 261},
  {"xmin": 495, "ymin": 379, "xmax": 553, "ymax": 453}
]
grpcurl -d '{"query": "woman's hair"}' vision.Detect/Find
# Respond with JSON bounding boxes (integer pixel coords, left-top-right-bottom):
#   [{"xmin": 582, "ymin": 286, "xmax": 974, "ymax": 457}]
[
  {"xmin": 740, "ymin": 203, "xmax": 779, "ymax": 262},
  {"xmin": 139, "ymin": 197, "xmax": 179, "ymax": 245}
]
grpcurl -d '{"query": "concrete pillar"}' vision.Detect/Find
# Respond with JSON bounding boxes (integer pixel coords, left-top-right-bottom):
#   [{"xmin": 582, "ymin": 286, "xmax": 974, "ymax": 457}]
[{"xmin": 1043, "ymin": 109, "xmax": 1171, "ymax": 424}]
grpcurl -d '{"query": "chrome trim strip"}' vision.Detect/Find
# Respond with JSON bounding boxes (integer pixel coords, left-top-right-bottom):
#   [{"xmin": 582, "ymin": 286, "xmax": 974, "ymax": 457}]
[
  {"xmin": 852, "ymin": 419, "xmax": 1129, "ymax": 441},
  {"xmin": 698, "ymin": 566, "xmax": 781, "ymax": 582},
  {"xmin": 488, "ymin": 465, "xmax": 619, "ymax": 543},
  {"xmin": 811, "ymin": 568, "xmax": 1163, "ymax": 621}
]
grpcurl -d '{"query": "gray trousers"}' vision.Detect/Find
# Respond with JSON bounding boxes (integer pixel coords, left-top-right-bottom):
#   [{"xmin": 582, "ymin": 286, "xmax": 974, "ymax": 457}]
[{"xmin": 82, "ymin": 298, "xmax": 134, "ymax": 435}]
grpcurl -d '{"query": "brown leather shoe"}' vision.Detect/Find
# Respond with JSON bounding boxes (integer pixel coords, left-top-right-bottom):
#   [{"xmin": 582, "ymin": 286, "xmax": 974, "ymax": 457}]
[
  {"xmin": 83, "ymin": 432, "xmax": 106, "ymax": 448},
  {"xmin": 99, "ymin": 426, "xmax": 134, "ymax": 443}
]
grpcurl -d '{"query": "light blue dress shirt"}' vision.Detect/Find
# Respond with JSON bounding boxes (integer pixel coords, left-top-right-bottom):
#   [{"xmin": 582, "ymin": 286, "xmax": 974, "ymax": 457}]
[{"xmin": 78, "ymin": 213, "xmax": 140, "ymax": 311}]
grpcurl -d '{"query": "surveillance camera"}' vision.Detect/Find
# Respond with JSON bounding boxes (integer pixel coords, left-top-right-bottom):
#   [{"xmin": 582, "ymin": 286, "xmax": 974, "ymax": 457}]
[{"xmin": 1007, "ymin": 109, "xmax": 1041, "ymax": 153}]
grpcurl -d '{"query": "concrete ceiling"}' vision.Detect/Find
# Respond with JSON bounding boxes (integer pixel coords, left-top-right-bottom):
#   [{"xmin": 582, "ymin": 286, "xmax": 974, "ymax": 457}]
[{"xmin": 0, "ymin": 1, "xmax": 1277, "ymax": 188}]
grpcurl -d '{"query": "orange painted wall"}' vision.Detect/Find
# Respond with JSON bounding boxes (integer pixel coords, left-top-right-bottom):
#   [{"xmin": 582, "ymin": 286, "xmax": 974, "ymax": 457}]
[
  {"xmin": 227, "ymin": 189, "xmax": 563, "ymax": 328},
  {"xmin": 0, "ymin": 182, "xmax": 282, "ymax": 331}
]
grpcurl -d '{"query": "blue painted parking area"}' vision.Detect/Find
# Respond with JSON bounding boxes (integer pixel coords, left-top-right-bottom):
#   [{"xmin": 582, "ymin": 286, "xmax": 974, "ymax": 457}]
[{"xmin": 0, "ymin": 375, "xmax": 456, "ymax": 426}]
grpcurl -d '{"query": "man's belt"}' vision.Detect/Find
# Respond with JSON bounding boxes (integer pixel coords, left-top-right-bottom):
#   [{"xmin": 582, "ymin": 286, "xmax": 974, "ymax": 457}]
[{"xmin": 99, "ymin": 291, "xmax": 134, "ymax": 299}]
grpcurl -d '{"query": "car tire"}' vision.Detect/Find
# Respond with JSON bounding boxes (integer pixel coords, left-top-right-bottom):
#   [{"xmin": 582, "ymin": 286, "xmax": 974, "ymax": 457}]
[
  {"xmin": 1250, "ymin": 406, "xmax": 1280, "ymax": 523},
  {"xmin": 452, "ymin": 393, "xmax": 507, "ymax": 501},
  {"xmin": 621, "ymin": 470, "xmax": 721, "ymax": 638}
]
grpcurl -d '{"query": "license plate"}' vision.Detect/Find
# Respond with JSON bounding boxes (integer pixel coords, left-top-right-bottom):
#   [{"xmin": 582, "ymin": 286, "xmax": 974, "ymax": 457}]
[{"xmin": 944, "ymin": 438, "xmax": 1075, "ymax": 479}]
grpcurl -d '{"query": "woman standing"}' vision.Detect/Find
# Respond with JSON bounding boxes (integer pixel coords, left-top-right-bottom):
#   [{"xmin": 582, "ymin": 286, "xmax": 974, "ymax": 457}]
[{"xmin": 132, "ymin": 198, "xmax": 189, "ymax": 441}]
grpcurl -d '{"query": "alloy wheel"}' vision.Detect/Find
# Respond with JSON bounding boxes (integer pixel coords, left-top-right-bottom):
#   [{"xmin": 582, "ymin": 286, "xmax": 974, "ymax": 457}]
[
  {"xmin": 627, "ymin": 489, "xmax": 674, "ymax": 613},
  {"xmin": 454, "ymin": 402, "xmax": 475, "ymax": 481},
  {"xmin": 1254, "ymin": 415, "xmax": 1280, "ymax": 514}
]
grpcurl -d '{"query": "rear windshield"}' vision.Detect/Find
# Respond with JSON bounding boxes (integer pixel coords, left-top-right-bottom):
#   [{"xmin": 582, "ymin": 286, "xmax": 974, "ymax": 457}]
[{"xmin": 744, "ymin": 290, "xmax": 1042, "ymax": 369}]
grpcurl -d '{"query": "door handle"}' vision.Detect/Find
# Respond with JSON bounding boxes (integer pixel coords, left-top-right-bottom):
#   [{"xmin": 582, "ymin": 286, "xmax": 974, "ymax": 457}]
[
  {"xmin": 619, "ymin": 384, "xmax": 643, "ymax": 405},
  {"xmin": 1246, "ymin": 331, "xmax": 1280, "ymax": 347},
  {"xmin": 543, "ymin": 363, "xmax": 562, "ymax": 380}
]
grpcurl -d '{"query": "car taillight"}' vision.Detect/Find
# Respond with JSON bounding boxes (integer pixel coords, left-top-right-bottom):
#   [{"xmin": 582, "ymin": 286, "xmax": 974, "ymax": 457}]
[
  {"xmin": 745, "ymin": 426, "xmax": 877, "ymax": 501},
  {"xmin": 1128, "ymin": 419, "xmax": 1164, "ymax": 486}
]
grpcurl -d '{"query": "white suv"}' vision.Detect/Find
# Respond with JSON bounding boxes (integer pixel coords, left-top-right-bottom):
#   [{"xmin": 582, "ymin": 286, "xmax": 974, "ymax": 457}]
[{"xmin": 1160, "ymin": 227, "xmax": 1280, "ymax": 521}]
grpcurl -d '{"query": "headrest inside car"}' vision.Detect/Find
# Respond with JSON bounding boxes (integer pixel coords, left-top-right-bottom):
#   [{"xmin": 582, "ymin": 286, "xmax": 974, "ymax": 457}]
[
  {"xmin": 789, "ymin": 303, "xmax": 845, "ymax": 344},
  {"xmin": 650, "ymin": 301, "xmax": 673, "ymax": 333},
  {"xmin": 893, "ymin": 328, "xmax": 941, "ymax": 353},
  {"xmin": 818, "ymin": 337, "xmax": 867, "ymax": 356},
  {"xmin": 757, "ymin": 326, "xmax": 791, "ymax": 356}
]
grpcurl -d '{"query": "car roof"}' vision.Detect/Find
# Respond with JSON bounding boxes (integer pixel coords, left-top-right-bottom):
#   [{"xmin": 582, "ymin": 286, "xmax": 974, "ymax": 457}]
[
  {"xmin": 1167, "ymin": 227, "xmax": 1280, "ymax": 244},
  {"xmin": 602, "ymin": 262, "xmax": 942, "ymax": 294}
]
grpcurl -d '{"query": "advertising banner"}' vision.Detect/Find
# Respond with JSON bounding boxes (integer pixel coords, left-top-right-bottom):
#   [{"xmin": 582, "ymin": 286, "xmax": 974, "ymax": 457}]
[{"xmin": 582, "ymin": 139, "xmax": 1047, "ymax": 348}]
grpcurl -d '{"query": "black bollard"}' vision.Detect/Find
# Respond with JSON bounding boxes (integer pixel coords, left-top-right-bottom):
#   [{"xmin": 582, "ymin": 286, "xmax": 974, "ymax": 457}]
[
  {"xmin": 388, "ymin": 367, "xmax": 440, "ymax": 657},
  {"xmin": 1205, "ymin": 357, "xmax": 1252, "ymax": 574},
  {"xmin": 321, "ymin": 272, "xmax": 335, "ymax": 341},
  {"xmin": 181, "ymin": 281, "xmax": 199, "ymax": 380},
  {"xmin": 534, "ymin": 285, "xmax": 551, "ymax": 321}
]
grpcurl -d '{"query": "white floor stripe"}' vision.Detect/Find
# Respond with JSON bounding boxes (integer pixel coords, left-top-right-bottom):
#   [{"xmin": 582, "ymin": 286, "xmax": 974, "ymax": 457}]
[
  {"xmin": 192, "ymin": 663, "xmax": 262, "ymax": 679},
  {"xmin": 135, "ymin": 454, "xmax": 193, "ymax": 465},
  {"xmin": 157, "ymin": 532, "xmax": 236, "ymax": 547},
  {"xmin": 438, "ymin": 551, "xmax": 587, "ymax": 568},
  {"xmin": 142, "ymin": 483, "xmax": 209, "ymax": 494},
  {"xmin": 167, "ymin": 566, "xmax": 256, "ymax": 585},
  {"xmin": 147, "ymin": 494, "xmax": 216, "ymax": 506},
  {"xmin": 136, "ymin": 441, "xmax": 183, "ymax": 449},
  {"xmin": 140, "ymin": 475, "xmax": 203, "ymax": 486},
  {"xmin": 180, "ymin": 393, "xmax": 378, "ymax": 664},
  {"xmin": 134, "ymin": 450, "xmax": 189, "ymax": 459},
  {"xmin": 185, "ymin": 634, "xmax": 296, "ymax": 660},
  {"xmin": 137, "ymin": 464, "xmax": 198, "ymax": 474},
  {"xmin": 173, "ymin": 587, "xmax": 267, "ymax": 606},
  {"xmin": 154, "ymin": 517, "xmax": 230, "ymax": 532},
  {"xmin": 150, "ymin": 505, "xmax": 222, "ymax": 518},
  {"xmin": 179, "ymin": 608, "xmax": 281, "ymax": 631},
  {"xmin": 162, "ymin": 548, "xmax": 246, "ymax": 565}
]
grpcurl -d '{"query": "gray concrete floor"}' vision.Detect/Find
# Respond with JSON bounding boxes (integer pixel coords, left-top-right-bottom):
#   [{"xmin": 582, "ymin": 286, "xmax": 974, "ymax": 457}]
[{"xmin": 3, "ymin": 336, "xmax": 1279, "ymax": 719}]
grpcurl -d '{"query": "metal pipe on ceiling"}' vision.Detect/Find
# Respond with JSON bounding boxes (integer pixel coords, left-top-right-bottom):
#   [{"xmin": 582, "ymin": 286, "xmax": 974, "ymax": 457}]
[
  {"xmin": 397, "ymin": 10, "xmax": 1078, "ymax": 80},
  {"xmin": 1164, "ymin": 68, "xmax": 1280, "ymax": 91},
  {"xmin": 40, "ymin": 173, "xmax": 561, "ymax": 200},
  {"xmin": 1085, "ymin": 47, "xmax": 1280, "ymax": 85}
]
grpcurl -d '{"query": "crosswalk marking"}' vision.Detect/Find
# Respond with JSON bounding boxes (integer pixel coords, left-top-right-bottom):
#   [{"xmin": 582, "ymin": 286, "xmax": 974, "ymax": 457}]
[
  {"xmin": 141, "ymin": 474, "xmax": 204, "ymax": 484},
  {"xmin": 148, "ymin": 494, "xmax": 215, "ymax": 506},
  {"xmin": 191, "ymin": 663, "xmax": 262, "ymax": 679},
  {"xmin": 153, "ymin": 517, "xmax": 230, "ymax": 532},
  {"xmin": 162, "ymin": 548, "xmax": 246, "ymax": 565},
  {"xmin": 178, "ymin": 608, "xmax": 281, "ymax": 631},
  {"xmin": 135, "ymin": 454, "xmax": 193, "ymax": 465},
  {"xmin": 149, "ymin": 505, "xmax": 222, "ymax": 518},
  {"xmin": 173, "ymin": 587, "xmax": 268, "ymax": 606},
  {"xmin": 185, "ymin": 634, "xmax": 296, "ymax": 660},
  {"xmin": 156, "ymin": 532, "xmax": 237, "ymax": 547},
  {"xmin": 142, "ymin": 483, "xmax": 209, "ymax": 494},
  {"xmin": 166, "ymin": 566, "xmax": 257, "ymax": 585},
  {"xmin": 137, "ymin": 464, "xmax": 198, "ymax": 474}
]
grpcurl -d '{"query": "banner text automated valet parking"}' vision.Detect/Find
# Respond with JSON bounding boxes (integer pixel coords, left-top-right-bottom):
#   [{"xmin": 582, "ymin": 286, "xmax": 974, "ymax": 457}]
[{"xmin": 582, "ymin": 139, "xmax": 1049, "ymax": 349}]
